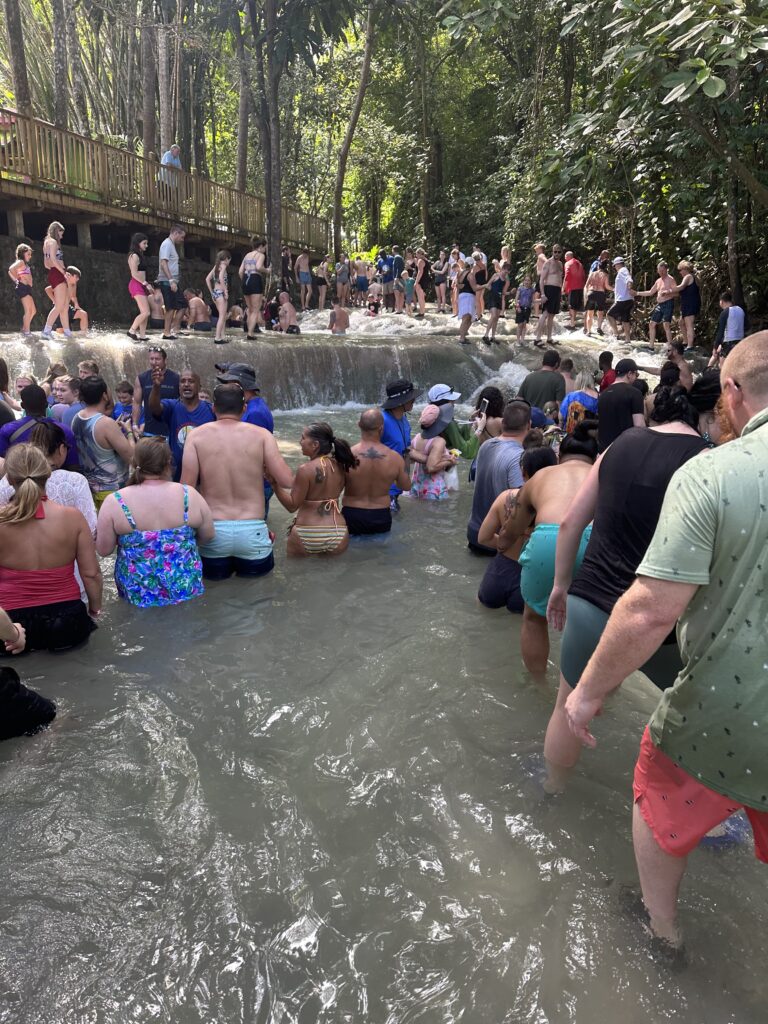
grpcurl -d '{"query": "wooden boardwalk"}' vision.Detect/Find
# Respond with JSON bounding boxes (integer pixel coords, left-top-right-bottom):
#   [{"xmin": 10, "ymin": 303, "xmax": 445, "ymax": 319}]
[{"xmin": 0, "ymin": 109, "xmax": 328, "ymax": 252}]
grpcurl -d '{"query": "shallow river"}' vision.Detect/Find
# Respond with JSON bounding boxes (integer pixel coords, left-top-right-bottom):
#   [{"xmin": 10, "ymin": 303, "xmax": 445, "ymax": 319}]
[{"xmin": 0, "ymin": 408, "xmax": 766, "ymax": 1024}]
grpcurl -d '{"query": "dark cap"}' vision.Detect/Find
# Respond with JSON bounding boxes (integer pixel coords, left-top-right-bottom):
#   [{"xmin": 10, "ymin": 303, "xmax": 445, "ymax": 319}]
[
  {"xmin": 215, "ymin": 362, "xmax": 258, "ymax": 391},
  {"xmin": 20, "ymin": 384, "xmax": 47, "ymax": 411},
  {"xmin": 615, "ymin": 358, "xmax": 639, "ymax": 376}
]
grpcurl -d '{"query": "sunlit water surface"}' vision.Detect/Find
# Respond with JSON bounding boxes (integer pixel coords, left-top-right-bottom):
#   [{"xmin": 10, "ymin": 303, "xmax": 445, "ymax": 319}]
[{"xmin": 0, "ymin": 409, "xmax": 765, "ymax": 1024}]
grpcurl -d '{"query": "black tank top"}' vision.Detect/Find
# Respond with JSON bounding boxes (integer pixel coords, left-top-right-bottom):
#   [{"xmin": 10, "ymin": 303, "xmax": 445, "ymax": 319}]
[
  {"xmin": 460, "ymin": 272, "xmax": 475, "ymax": 295},
  {"xmin": 474, "ymin": 268, "xmax": 487, "ymax": 286},
  {"xmin": 134, "ymin": 252, "xmax": 147, "ymax": 272},
  {"xmin": 570, "ymin": 428, "xmax": 707, "ymax": 614}
]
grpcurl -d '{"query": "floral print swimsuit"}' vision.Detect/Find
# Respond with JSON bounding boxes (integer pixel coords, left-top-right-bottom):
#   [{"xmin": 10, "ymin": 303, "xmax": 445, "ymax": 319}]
[{"xmin": 113, "ymin": 487, "xmax": 204, "ymax": 607}]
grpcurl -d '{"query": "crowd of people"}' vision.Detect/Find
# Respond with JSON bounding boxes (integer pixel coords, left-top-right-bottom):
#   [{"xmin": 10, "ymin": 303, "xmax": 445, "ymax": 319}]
[
  {"xmin": 1, "ymin": 237, "xmax": 766, "ymax": 958},
  {"xmin": 8, "ymin": 225, "xmax": 748, "ymax": 356}
]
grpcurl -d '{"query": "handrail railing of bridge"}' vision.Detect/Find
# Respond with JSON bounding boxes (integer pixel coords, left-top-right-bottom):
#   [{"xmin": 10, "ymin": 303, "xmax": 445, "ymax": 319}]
[{"xmin": 0, "ymin": 108, "xmax": 328, "ymax": 251}]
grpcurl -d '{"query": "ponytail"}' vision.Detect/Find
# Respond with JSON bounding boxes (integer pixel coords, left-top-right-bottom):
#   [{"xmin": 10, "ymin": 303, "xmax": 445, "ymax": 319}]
[
  {"xmin": 331, "ymin": 435, "xmax": 359, "ymax": 474},
  {"xmin": 0, "ymin": 444, "xmax": 50, "ymax": 524},
  {"xmin": 305, "ymin": 421, "xmax": 359, "ymax": 473}
]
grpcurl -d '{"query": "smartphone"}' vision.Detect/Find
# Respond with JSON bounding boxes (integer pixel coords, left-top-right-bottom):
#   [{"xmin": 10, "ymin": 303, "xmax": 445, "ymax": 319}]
[{"xmin": 479, "ymin": 398, "xmax": 489, "ymax": 415}]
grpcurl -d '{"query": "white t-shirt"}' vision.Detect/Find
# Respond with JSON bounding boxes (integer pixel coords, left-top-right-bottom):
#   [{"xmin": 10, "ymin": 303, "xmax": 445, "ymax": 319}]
[
  {"xmin": 157, "ymin": 238, "xmax": 179, "ymax": 282},
  {"xmin": 614, "ymin": 266, "xmax": 633, "ymax": 302}
]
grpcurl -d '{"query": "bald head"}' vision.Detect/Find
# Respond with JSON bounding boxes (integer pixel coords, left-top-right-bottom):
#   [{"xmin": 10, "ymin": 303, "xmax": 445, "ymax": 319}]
[
  {"xmin": 722, "ymin": 332, "xmax": 768, "ymax": 399},
  {"xmin": 359, "ymin": 407, "xmax": 384, "ymax": 436},
  {"xmin": 721, "ymin": 331, "xmax": 768, "ymax": 434}
]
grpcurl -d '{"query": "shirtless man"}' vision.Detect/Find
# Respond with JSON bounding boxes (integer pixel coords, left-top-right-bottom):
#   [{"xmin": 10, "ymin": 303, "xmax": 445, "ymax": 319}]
[
  {"xmin": 180, "ymin": 383, "xmax": 294, "ymax": 579},
  {"xmin": 639, "ymin": 340, "xmax": 693, "ymax": 391},
  {"xmin": 278, "ymin": 291, "xmax": 300, "ymax": 334},
  {"xmin": 535, "ymin": 245, "xmax": 564, "ymax": 346},
  {"xmin": 294, "ymin": 248, "xmax": 311, "ymax": 311},
  {"xmin": 498, "ymin": 422, "xmax": 597, "ymax": 676},
  {"xmin": 533, "ymin": 243, "xmax": 547, "ymax": 317},
  {"xmin": 183, "ymin": 289, "xmax": 211, "ymax": 330},
  {"xmin": 634, "ymin": 261, "xmax": 678, "ymax": 346},
  {"xmin": 329, "ymin": 299, "xmax": 350, "ymax": 335},
  {"xmin": 342, "ymin": 408, "xmax": 411, "ymax": 536},
  {"xmin": 353, "ymin": 255, "xmax": 369, "ymax": 306}
]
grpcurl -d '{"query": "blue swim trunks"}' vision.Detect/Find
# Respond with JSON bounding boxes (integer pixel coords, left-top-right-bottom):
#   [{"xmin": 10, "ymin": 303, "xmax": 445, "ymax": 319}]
[
  {"xmin": 198, "ymin": 518, "xmax": 274, "ymax": 580},
  {"xmin": 356, "ymin": 275, "xmax": 369, "ymax": 293},
  {"xmin": 650, "ymin": 299, "xmax": 674, "ymax": 323},
  {"xmin": 299, "ymin": 271, "xmax": 312, "ymax": 286},
  {"xmin": 519, "ymin": 523, "xmax": 591, "ymax": 617}
]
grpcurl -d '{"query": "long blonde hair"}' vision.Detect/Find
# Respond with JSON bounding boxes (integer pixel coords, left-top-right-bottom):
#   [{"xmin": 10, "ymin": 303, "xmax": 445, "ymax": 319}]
[
  {"xmin": 0, "ymin": 444, "xmax": 51, "ymax": 525},
  {"xmin": 47, "ymin": 221, "xmax": 65, "ymax": 239}
]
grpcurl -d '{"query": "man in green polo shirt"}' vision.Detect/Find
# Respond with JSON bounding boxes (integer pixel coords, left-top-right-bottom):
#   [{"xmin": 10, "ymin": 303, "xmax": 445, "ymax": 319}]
[{"xmin": 563, "ymin": 331, "xmax": 768, "ymax": 949}]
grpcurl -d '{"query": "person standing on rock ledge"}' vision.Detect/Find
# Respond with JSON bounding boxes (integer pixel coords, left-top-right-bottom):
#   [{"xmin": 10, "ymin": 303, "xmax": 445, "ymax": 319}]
[{"xmin": 156, "ymin": 224, "xmax": 188, "ymax": 340}]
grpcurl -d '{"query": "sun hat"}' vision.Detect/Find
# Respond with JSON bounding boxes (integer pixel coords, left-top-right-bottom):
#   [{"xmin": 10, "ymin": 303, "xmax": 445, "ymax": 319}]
[
  {"xmin": 382, "ymin": 379, "xmax": 423, "ymax": 410},
  {"xmin": 419, "ymin": 403, "xmax": 455, "ymax": 439},
  {"xmin": 612, "ymin": 256, "xmax": 626, "ymax": 266}
]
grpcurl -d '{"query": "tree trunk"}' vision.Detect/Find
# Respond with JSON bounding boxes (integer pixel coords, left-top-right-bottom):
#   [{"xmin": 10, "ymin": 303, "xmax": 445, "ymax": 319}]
[
  {"xmin": 140, "ymin": 2, "xmax": 157, "ymax": 156},
  {"xmin": 66, "ymin": 0, "xmax": 89, "ymax": 134},
  {"xmin": 233, "ymin": 8, "xmax": 250, "ymax": 191},
  {"xmin": 51, "ymin": 0, "xmax": 69, "ymax": 128},
  {"xmin": 727, "ymin": 177, "xmax": 744, "ymax": 308},
  {"xmin": 192, "ymin": 56, "xmax": 208, "ymax": 175},
  {"xmin": 264, "ymin": 0, "xmax": 282, "ymax": 262},
  {"xmin": 2, "ymin": 0, "xmax": 33, "ymax": 116},
  {"xmin": 417, "ymin": 35, "xmax": 430, "ymax": 241},
  {"xmin": 247, "ymin": 0, "xmax": 272, "ymax": 238},
  {"xmin": 157, "ymin": 23, "xmax": 173, "ymax": 152},
  {"xmin": 332, "ymin": 3, "xmax": 375, "ymax": 260}
]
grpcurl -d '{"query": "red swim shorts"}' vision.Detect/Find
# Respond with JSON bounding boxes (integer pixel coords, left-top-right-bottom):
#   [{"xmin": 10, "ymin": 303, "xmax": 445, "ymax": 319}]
[
  {"xmin": 633, "ymin": 726, "xmax": 768, "ymax": 862},
  {"xmin": 47, "ymin": 267, "xmax": 66, "ymax": 289}
]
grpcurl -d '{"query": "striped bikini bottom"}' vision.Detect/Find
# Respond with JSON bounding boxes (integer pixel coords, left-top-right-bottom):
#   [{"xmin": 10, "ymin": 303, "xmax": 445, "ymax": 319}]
[{"xmin": 291, "ymin": 522, "xmax": 348, "ymax": 554}]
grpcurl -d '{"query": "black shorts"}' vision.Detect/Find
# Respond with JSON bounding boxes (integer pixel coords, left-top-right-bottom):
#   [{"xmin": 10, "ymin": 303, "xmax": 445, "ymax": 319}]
[
  {"xmin": 192, "ymin": 321, "xmax": 212, "ymax": 332},
  {"xmin": 149, "ymin": 317, "xmax": 165, "ymax": 329},
  {"xmin": 486, "ymin": 291, "xmax": 503, "ymax": 311},
  {"xmin": 608, "ymin": 298, "xmax": 634, "ymax": 323},
  {"xmin": 4, "ymin": 599, "xmax": 96, "ymax": 654},
  {"xmin": 515, "ymin": 306, "xmax": 532, "ymax": 324},
  {"xmin": 15, "ymin": 283, "xmax": 33, "ymax": 300},
  {"xmin": 568, "ymin": 288, "xmax": 584, "ymax": 311},
  {"xmin": 478, "ymin": 554, "xmax": 524, "ymax": 614},
  {"xmin": 586, "ymin": 291, "xmax": 606, "ymax": 311},
  {"xmin": 286, "ymin": 325, "xmax": 300, "ymax": 334},
  {"xmin": 0, "ymin": 666, "xmax": 56, "ymax": 740},
  {"xmin": 543, "ymin": 285, "xmax": 561, "ymax": 315},
  {"xmin": 342, "ymin": 505, "xmax": 392, "ymax": 536},
  {"xmin": 201, "ymin": 551, "xmax": 274, "ymax": 581},
  {"xmin": 158, "ymin": 281, "xmax": 188, "ymax": 311},
  {"xmin": 242, "ymin": 273, "xmax": 263, "ymax": 296}
]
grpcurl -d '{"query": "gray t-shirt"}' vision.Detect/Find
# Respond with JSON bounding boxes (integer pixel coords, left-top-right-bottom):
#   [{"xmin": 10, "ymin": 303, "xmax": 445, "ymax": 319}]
[
  {"xmin": 467, "ymin": 436, "xmax": 524, "ymax": 549},
  {"xmin": 157, "ymin": 237, "xmax": 179, "ymax": 283}
]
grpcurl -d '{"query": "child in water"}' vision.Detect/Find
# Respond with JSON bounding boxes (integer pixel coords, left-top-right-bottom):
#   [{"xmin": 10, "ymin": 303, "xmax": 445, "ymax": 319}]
[
  {"xmin": 7, "ymin": 244, "xmax": 36, "ymax": 336},
  {"xmin": 401, "ymin": 271, "xmax": 415, "ymax": 316}
]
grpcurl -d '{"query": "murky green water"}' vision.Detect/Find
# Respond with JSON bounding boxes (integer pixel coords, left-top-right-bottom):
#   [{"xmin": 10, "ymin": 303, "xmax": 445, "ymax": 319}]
[{"xmin": 1, "ymin": 408, "xmax": 766, "ymax": 1024}]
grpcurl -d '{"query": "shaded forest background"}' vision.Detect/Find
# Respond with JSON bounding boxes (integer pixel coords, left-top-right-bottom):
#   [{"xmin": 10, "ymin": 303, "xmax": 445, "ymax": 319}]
[{"xmin": 2, "ymin": 0, "xmax": 768, "ymax": 317}]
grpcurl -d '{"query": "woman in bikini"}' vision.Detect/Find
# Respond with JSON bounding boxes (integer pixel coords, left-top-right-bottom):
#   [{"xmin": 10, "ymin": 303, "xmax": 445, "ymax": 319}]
[
  {"xmin": 205, "ymin": 250, "xmax": 231, "ymax": 344},
  {"xmin": 42, "ymin": 221, "xmax": 72, "ymax": 339},
  {"xmin": 8, "ymin": 243, "xmax": 37, "ymax": 336},
  {"xmin": 273, "ymin": 422, "xmax": 359, "ymax": 558},
  {"xmin": 127, "ymin": 233, "xmax": 153, "ymax": 341},
  {"xmin": 239, "ymin": 238, "xmax": 269, "ymax": 338}
]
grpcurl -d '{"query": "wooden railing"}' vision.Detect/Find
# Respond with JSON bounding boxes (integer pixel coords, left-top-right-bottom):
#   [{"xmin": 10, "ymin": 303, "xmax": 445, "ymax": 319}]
[{"xmin": 0, "ymin": 108, "xmax": 329, "ymax": 251}]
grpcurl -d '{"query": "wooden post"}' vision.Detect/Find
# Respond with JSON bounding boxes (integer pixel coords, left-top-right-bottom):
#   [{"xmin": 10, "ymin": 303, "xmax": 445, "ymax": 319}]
[
  {"xmin": 76, "ymin": 222, "xmax": 92, "ymax": 249},
  {"xmin": 7, "ymin": 209, "xmax": 24, "ymax": 237}
]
